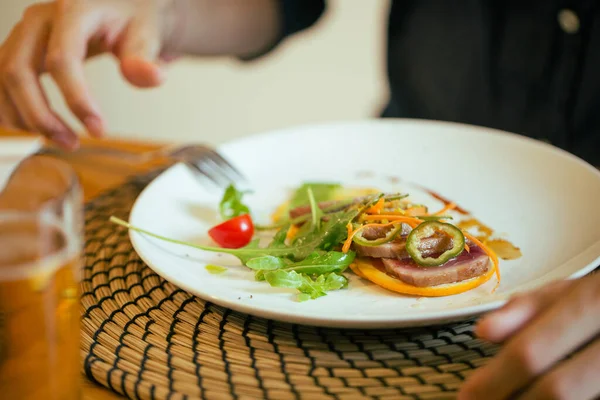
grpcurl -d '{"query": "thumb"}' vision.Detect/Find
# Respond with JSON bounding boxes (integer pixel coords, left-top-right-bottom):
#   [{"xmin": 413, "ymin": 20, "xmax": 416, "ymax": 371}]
[{"xmin": 117, "ymin": 16, "xmax": 165, "ymax": 88}]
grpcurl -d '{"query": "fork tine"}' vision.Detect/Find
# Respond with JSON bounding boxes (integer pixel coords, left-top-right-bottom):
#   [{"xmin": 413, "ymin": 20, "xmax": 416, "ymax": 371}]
[
  {"xmin": 183, "ymin": 161, "xmax": 223, "ymax": 187},
  {"xmin": 191, "ymin": 158, "xmax": 233, "ymax": 188},
  {"xmin": 167, "ymin": 144, "xmax": 248, "ymax": 189},
  {"xmin": 203, "ymin": 149, "xmax": 247, "ymax": 183}
]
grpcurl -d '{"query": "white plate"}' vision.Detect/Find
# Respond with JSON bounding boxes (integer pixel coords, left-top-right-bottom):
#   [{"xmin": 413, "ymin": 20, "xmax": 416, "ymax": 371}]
[{"xmin": 128, "ymin": 119, "xmax": 600, "ymax": 328}]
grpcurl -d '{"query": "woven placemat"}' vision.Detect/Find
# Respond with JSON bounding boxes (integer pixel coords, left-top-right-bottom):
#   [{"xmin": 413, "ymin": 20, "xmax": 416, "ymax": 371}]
[{"xmin": 80, "ymin": 169, "xmax": 502, "ymax": 400}]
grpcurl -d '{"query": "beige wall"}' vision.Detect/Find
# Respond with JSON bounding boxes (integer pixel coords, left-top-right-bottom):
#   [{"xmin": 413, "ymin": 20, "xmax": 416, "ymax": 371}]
[{"xmin": 0, "ymin": 0, "xmax": 389, "ymax": 146}]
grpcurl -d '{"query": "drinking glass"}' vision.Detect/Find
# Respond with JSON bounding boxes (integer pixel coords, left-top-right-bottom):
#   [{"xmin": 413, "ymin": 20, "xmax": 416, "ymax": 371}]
[{"xmin": 0, "ymin": 155, "xmax": 83, "ymax": 399}]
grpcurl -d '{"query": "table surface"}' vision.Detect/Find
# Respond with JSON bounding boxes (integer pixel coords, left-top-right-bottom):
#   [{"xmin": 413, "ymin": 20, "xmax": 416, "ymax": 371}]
[{"xmin": 1, "ymin": 128, "xmax": 166, "ymax": 399}]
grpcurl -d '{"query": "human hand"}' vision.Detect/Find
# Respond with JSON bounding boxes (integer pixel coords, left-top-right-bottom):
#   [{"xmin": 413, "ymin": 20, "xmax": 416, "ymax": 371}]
[
  {"xmin": 0, "ymin": 0, "xmax": 179, "ymax": 149},
  {"xmin": 459, "ymin": 273, "xmax": 600, "ymax": 399}
]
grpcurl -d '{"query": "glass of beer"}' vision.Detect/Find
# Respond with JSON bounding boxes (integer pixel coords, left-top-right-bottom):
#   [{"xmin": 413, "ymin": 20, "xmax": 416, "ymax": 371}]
[{"xmin": 0, "ymin": 155, "xmax": 83, "ymax": 399}]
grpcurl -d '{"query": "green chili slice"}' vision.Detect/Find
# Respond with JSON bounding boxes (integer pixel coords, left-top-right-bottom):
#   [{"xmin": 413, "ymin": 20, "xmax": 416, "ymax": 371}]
[
  {"xmin": 352, "ymin": 223, "xmax": 404, "ymax": 246},
  {"xmin": 414, "ymin": 215, "xmax": 454, "ymax": 221},
  {"xmin": 406, "ymin": 221, "xmax": 465, "ymax": 266}
]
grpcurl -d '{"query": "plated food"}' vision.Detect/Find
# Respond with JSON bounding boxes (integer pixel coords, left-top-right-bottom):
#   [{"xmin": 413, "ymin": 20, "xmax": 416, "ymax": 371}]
[
  {"xmin": 113, "ymin": 181, "xmax": 518, "ymax": 301},
  {"xmin": 120, "ymin": 120, "xmax": 599, "ymax": 327}
]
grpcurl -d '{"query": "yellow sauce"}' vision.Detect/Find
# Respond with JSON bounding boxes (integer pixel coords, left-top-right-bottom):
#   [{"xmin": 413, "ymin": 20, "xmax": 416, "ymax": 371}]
[
  {"xmin": 486, "ymin": 239, "xmax": 523, "ymax": 260},
  {"xmin": 456, "ymin": 218, "xmax": 522, "ymax": 260}
]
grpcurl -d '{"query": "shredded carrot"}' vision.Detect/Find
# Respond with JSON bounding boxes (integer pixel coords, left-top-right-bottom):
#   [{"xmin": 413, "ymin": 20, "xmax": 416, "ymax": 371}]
[
  {"xmin": 462, "ymin": 231, "xmax": 500, "ymax": 288},
  {"xmin": 404, "ymin": 206, "xmax": 428, "ymax": 216},
  {"xmin": 346, "ymin": 222, "xmax": 353, "ymax": 239},
  {"xmin": 464, "ymin": 243, "xmax": 471, "ymax": 253},
  {"xmin": 365, "ymin": 197, "xmax": 385, "ymax": 214},
  {"xmin": 342, "ymin": 221, "xmax": 403, "ymax": 253},
  {"xmin": 361, "ymin": 214, "xmax": 423, "ymax": 227},
  {"xmin": 432, "ymin": 202, "xmax": 457, "ymax": 216},
  {"xmin": 382, "ymin": 210, "xmax": 406, "ymax": 216},
  {"xmin": 285, "ymin": 224, "xmax": 300, "ymax": 242}
]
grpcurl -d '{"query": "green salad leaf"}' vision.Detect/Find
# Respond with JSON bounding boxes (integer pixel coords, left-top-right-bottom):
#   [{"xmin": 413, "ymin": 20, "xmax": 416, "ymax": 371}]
[
  {"xmin": 109, "ymin": 182, "xmax": 381, "ymax": 302},
  {"xmin": 219, "ymin": 184, "xmax": 250, "ymax": 220},
  {"xmin": 289, "ymin": 182, "xmax": 341, "ymax": 209},
  {"xmin": 110, "ymin": 210, "xmax": 354, "ymax": 264},
  {"xmin": 291, "ymin": 209, "xmax": 358, "ymax": 259},
  {"xmin": 245, "ymin": 251, "xmax": 354, "ymax": 274},
  {"xmin": 263, "ymin": 270, "xmax": 348, "ymax": 301},
  {"xmin": 246, "ymin": 256, "xmax": 286, "ymax": 270}
]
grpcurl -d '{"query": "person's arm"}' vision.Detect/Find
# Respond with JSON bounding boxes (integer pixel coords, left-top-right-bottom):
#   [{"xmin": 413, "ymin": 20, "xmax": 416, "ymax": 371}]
[
  {"xmin": 170, "ymin": 0, "xmax": 325, "ymax": 60},
  {"xmin": 168, "ymin": 0, "xmax": 282, "ymax": 59},
  {"xmin": 0, "ymin": 0, "xmax": 321, "ymax": 149}
]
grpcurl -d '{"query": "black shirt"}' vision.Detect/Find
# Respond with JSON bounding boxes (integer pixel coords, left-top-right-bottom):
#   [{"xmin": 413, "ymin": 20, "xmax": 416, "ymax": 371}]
[{"xmin": 266, "ymin": 0, "xmax": 600, "ymax": 166}]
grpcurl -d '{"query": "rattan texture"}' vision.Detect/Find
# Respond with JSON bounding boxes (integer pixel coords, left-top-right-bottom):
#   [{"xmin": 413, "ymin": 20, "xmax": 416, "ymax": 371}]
[{"xmin": 80, "ymin": 170, "xmax": 502, "ymax": 400}]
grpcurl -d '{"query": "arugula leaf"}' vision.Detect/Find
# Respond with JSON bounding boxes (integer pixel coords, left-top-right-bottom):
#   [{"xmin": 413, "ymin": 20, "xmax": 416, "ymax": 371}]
[
  {"xmin": 268, "ymin": 224, "xmax": 290, "ymax": 249},
  {"xmin": 246, "ymin": 251, "xmax": 354, "ymax": 274},
  {"xmin": 291, "ymin": 209, "xmax": 358, "ymax": 259},
  {"xmin": 289, "ymin": 182, "xmax": 341, "ymax": 209},
  {"xmin": 111, "ymin": 205, "xmax": 355, "ymax": 265},
  {"xmin": 290, "ymin": 187, "xmax": 323, "ymax": 241},
  {"xmin": 219, "ymin": 184, "xmax": 250, "ymax": 220},
  {"xmin": 284, "ymin": 251, "xmax": 354, "ymax": 274},
  {"xmin": 254, "ymin": 270, "xmax": 266, "ymax": 281},
  {"xmin": 264, "ymin": 270, "xmax": 304, "ymax": 289},
  {"xmin": 246, "ymin": 256, "xmax": 286, "ymax": 270},
  {"xmin": 307, "ymin": 187, "xmax": 324, "ymax": 231},
  {"xmin": 298, "ymin": 274, "xmax": 327, "ymax": 300},
  {"xmin": 110, "ymin": 216, "xmax": 355, "ymax": 302},
  {"xmin": 264, "ymin": 269, "xmax": 348, "ymax": 301},
  {"xmin": 111, "ymin": 217, "xmax": 306, "ymax": 264},
  {"xmin": 318, "ymin": 272, "xmax": 348, "ymax": 291},
  {"xmin": 263, "ymin": 270, "xmax": 326, "ymax": 300},
  {"xmin": 297, "ymin": 293, "xmax": 312, "ymax": 302}
]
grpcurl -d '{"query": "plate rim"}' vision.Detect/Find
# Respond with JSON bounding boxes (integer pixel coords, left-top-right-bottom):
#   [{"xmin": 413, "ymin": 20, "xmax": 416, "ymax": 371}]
[{"xmin": 126, "ymin": 118, "xmax": 600, "ymax": 328}]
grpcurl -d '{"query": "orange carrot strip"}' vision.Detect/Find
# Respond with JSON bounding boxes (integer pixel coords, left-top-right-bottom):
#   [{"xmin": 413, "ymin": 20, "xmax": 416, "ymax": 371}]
[
  {"xmin": 285, "ymin": 224, "xmax": 300, "ymax": 242},
  {"xmin": 404, "ymin": 206, "xmax": 428, "ymax": 216},
  {"xmin": 462, "ymin": 231, "xmax": 499, "ymax": 285},
  {"xmin": 365, "ymin": 197, "xmax": 385, "ymax": 214},
  {"xmin": 382, "ymin": 210, "xmax": 406, "ymax": 216},
  {"xmin": 432, "ymin": 202, "xmax": 457, "ymax": 216},
  {"xmin": 361, "ymin": 215, "xmax": 423, "ymax": 227}
]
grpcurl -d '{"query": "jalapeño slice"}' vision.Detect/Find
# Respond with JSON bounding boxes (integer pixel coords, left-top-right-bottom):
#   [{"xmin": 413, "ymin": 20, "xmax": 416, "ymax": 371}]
[
  {"xmin": 406, "ymin": 221, "xmax": 465, "ymax": 266},
  {"xmin": 352, "ymin": 222, "xmax": 404, "ymax": 246}
]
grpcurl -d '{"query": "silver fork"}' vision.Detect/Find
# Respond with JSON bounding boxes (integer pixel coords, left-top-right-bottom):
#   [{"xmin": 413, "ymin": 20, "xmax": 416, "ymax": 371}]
[{"xmin": 38, "ymin": 144, "xmax": 247, "ymax": 189}]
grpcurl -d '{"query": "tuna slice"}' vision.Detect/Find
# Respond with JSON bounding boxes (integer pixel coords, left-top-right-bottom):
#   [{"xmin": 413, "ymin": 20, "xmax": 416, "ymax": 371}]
[{"xmin": 380, "ymin": 245, "xmax": 491, "ymax": 287}]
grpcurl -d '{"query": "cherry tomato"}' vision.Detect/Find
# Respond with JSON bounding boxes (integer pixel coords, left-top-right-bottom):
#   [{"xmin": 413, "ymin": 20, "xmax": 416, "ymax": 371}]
[{"xmin": 208, "ymin": 214, "xmax": 254, "ymax": 249}]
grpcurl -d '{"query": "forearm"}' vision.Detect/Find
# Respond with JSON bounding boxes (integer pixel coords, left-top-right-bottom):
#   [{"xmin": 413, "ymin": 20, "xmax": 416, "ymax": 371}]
[{"xmin": 168, "ymin": 0, "xmax": 282, "ymax": 58}]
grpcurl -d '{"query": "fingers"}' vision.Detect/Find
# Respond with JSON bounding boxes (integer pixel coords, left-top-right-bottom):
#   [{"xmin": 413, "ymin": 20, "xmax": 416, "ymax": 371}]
[
  {"xmin": 0, "ymin": 88, "xmax": 23, "ymax": 130},
  {"xmin": 0, "ymin": 26, "xmax": 26, "ymax": 130},
  {"xmin": 0, "ymin": 0, "xmax": 167, "ymax": 145},
  {"xmin": 475, "ymin": 279, "xmax": 571, "ymax": 343},
  {"xmin": 517, "ymin": 337, "xmax": 600, "ymax": 400},
  {"xmin": 116, "ymin": 5, "xmax": 165, "ymax": 88},
  {"xmin": 46, "ymin": 0, "xmax": 105, "ymax": 137},
  {"xmin": 459, "ymin": 275, "xmax": 600, "ymax": 400},
  {"xmin": 0, "ymin": 6, "xmax": 78, "ymax": 149}
]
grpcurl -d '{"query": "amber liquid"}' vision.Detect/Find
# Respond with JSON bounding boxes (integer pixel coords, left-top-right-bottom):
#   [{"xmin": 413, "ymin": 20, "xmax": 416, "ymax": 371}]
[{"xmin": 0, "ymin": 219, "xmax": 81, "ymax": 399}]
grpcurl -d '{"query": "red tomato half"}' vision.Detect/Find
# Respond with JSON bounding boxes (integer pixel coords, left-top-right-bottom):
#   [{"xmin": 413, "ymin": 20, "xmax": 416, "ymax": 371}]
[{"xmin": 208, "ymin": 214, "xmax": 254, "ymax": 249}]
